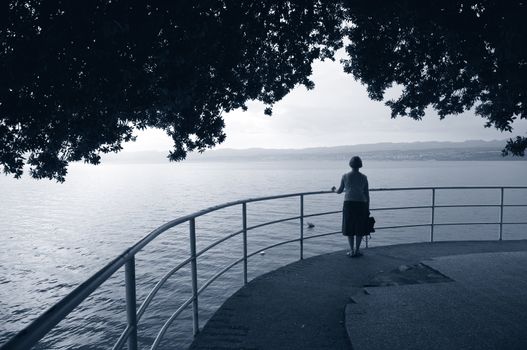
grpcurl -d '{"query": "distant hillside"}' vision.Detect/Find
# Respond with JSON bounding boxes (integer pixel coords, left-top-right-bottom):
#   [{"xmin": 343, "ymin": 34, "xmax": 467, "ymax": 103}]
[{"xmin": 103, "ymin": 140, "xmax": 525, "ymax": 163}]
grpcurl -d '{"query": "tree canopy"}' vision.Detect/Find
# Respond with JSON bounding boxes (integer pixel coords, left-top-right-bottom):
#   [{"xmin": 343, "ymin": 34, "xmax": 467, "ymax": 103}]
[
  {"xmin": 342, "ymin": 0, "xmax": 527, "ymax": 156},
  {"xmin": 1, "ymin": 0, "xmax": 526, "ymax": 181}
]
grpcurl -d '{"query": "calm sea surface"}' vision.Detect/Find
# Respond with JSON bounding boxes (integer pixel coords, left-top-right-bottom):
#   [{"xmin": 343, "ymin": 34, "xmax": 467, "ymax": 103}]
[{"xmin": 1, "ymin": 160, "xmax": 526, "ymax": 349}]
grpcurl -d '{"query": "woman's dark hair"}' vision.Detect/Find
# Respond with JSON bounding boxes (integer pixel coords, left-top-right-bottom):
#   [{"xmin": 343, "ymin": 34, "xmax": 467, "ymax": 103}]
[{"xmin": 349, "ymin": 156, "xmax": 363, "ymax": 169}]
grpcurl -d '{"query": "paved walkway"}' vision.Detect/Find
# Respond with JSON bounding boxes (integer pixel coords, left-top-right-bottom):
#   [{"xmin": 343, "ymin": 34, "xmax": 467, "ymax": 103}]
[{"xmin": 189, "ymin": 240, "xmax": 527, "ymax": 350}]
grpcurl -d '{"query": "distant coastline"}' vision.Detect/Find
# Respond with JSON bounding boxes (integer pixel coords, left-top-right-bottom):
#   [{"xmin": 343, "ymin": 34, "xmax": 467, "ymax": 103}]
[{"xmin": 103, "ymin": 140, "xmax": 526, "ymax": 163}]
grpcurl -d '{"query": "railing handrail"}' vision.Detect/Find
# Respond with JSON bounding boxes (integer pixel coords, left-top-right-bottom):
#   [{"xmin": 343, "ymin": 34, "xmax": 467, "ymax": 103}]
[
  {"xmin": 0, "ymin": 190, "xmax": 331, "ymax": 350},
  {"xmin": 2, "ymin": 186, "xmax": 527, "ymax": 350}
]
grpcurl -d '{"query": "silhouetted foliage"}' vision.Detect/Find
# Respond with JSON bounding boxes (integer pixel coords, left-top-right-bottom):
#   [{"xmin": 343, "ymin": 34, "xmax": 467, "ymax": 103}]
[
  {"xmin": 0, "ymin": 0, "xmax": 344, "ymax": 181},
  {"xmin": 1, "ymin": 1, "xmax": 526, "ymax": 181},
  {"xmin": 342, "ymin": 0, "xmax": 527, "ymax": 156}
]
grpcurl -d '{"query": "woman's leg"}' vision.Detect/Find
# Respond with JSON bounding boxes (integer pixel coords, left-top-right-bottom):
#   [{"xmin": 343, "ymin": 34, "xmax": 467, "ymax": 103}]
[
  {"xmin": 347, "ymin": 236, "xmax": 355, "ymax": 254},
  {"xmin": 355, "ymin": 235, "xmax": 363, "ymax": 253}
]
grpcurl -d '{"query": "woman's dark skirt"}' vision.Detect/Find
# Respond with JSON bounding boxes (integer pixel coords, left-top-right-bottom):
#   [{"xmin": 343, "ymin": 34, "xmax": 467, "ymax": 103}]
[{"xmin": 342, "ymin": 201, "xmax": 368, "ymax": 236}]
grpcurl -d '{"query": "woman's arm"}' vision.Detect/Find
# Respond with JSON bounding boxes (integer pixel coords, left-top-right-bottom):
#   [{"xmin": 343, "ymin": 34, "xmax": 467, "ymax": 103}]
[
  {"xmin": 364, "ymin": 176, "xmax": 370, "ymax": 211},
  {"xmin": 336, "ymin": 175, "xmax": 345, "ymax": 194}
]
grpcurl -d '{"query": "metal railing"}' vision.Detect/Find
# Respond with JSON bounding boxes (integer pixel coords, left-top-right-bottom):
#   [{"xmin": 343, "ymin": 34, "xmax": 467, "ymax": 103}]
[{"xmin": 2, "ymin": 186, "xmax": 527, "ymax": 350}]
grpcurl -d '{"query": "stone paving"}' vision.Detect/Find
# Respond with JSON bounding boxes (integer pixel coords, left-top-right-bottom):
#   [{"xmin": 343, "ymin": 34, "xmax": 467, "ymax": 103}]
[
  {"xmin": 347, "ymin": 251, "xmax": 527, "ymax": 349},
  {"xmin": 189, "ymin": 240, "xmax": 527, "ymax": 350}
]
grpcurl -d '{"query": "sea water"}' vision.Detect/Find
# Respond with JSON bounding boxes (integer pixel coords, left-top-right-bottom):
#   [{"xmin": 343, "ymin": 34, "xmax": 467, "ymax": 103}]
[{"xmin": 1, "ymin": 160, "xmax": 526, "ymax": 349}]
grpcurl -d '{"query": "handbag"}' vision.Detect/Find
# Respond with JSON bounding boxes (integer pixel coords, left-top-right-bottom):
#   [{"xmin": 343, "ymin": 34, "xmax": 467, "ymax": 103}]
[{"xmin": 368, "ymin": 216, "xmax": 376, "ymax": 233}]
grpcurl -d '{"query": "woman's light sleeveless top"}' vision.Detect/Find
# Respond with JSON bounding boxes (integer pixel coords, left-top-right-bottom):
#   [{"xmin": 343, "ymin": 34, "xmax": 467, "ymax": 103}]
[{"xmin": 341, "ymin": 172, "xmax": 369, "ymax": 202}]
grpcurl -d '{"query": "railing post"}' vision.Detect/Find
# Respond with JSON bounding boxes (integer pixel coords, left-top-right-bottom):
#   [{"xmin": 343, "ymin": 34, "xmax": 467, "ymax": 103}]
[
  {"xmin": 499, "ymin": 187, "xmax": 504, "ymax": 241},
  {"xmin": 189, "ymin": 218, "xmax": 199, "ymax": 336},
  {"xmin": 125, "ymin": 257, "xmax": 138, "ymax": 350},
  {"xmin": 300, "ymin": 195, "xmax": 304, "ymax": 260},
  {"xmin": 242, "ymin": 203, "xmax": 248, "ymax": 285},
  {"xmin": 430, "ymin": 188, "xmax": 436, "ymax": 243}
]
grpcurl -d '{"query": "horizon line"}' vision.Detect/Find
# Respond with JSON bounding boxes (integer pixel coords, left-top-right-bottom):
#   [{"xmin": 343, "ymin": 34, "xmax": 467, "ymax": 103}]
[{"xmin": 121, "ymin": 138, "xmax": 509, "ymax": 153}]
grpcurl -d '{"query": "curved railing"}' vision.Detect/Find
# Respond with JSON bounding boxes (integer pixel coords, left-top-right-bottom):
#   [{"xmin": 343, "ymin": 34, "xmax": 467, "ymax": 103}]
[{"xmin": 2, "ymin": 186, "xmax": 527, "ymax": 350}]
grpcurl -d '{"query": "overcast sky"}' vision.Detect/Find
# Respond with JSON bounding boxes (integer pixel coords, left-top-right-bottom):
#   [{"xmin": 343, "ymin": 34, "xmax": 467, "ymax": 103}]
[{"xmin": 124, "ymin": 50, "xmax": 527, "ymax": 152}]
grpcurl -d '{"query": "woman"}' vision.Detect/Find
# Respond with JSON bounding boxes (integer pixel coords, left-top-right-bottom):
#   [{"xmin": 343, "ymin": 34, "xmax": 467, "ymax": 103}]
[{"xmin": 333, "ymin": 156, "xmax": 370, "ymax": 257}]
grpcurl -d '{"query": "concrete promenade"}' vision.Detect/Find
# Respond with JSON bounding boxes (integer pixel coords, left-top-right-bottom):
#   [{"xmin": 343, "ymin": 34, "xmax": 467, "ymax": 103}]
[{"xmin": 189, "ymin": 240, "xmax": 527, "ymax": 350}]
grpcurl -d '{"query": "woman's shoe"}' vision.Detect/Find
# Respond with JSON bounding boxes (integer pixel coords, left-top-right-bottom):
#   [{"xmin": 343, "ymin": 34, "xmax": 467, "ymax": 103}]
[
  {"xmin": 346, "ymin": 250, "xmax": 354, "ymax": 257},
  {"xmin": 354, "ymin": 251, "xmax": 363, "ymax": 258}
]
